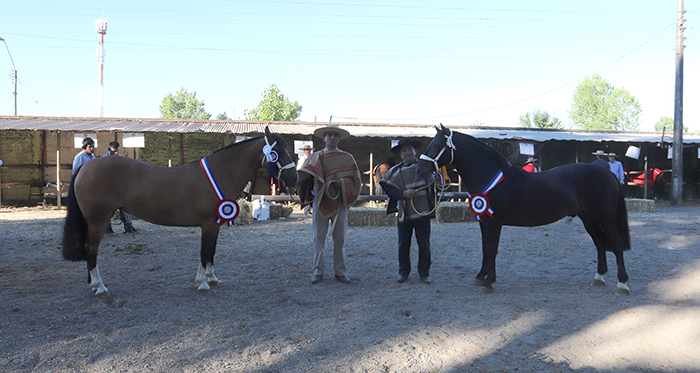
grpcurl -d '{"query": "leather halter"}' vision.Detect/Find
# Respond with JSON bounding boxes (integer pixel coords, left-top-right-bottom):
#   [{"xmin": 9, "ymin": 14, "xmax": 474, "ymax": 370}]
[
  {"xmin": 262, "ymin": 135, "xmax": 296, "ymax": 181},
  {"xmin": 419, "ymin": 130, "xmax": 456, "ymax": 174}
]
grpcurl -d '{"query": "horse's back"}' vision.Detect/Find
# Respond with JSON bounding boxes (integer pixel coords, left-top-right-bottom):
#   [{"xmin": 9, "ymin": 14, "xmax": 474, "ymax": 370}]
[
  {"xmin": 500, "ymin": 163, "xmax": 619, "ymax": 226},
  {"xmin": 74, "ymin": 157, "xmax": 206, "ymax": 225}
]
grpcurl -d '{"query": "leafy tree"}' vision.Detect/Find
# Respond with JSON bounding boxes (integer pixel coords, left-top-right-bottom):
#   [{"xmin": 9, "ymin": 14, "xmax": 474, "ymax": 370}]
[
  {"xmin": 159, "ymin": 88, "xmax": 211, "ymax": 119},
  {"xmin": 569, "ymin": 74, "xmax": 641, "ymax": 131},
  {"xmin": 216, "ymin": 112, "xmax": 232, "ymax": 120},
  {"xmin": 244, "ymin": 84, "xmax": 302, "ymax": 121},
  {"xmin": 654, "ymin": 116, "xmax": 687, "ymax": 133},
  {"xmin": 518, "ymin": 108, "xmax": 562, "ymax": 129}
]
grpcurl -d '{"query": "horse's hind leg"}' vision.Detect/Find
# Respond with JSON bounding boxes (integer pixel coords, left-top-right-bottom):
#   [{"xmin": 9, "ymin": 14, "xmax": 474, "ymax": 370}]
[
  {"xmin": 85, "ymin": 225, "xmax": 109, "ymax": 295},
  {"xmin": 579, "ymin": 213, "xmax": 609, "ymax": 286},
  {"xmin": 195, "ymin": 223, "xmax": 221, "ymax": 291}
]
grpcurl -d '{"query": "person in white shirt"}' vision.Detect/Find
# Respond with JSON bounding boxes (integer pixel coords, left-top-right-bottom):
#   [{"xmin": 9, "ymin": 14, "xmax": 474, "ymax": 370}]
[
  {"xmin": 608, "ymin": 153, "xmax": 625, "ymax": 185},
  {"xmin": 296, "ymin": 145, "xmax": 312, "ymax": 170}
]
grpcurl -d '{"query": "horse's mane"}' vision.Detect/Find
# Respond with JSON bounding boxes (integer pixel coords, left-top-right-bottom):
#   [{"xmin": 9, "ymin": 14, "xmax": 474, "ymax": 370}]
[
  {"xmin": 207, "ymin": 133, "xmax": 288, "ymax": 157},
  {"xmin": 452, "ymin": 130, "xmax": 512, "ymax": 171}
]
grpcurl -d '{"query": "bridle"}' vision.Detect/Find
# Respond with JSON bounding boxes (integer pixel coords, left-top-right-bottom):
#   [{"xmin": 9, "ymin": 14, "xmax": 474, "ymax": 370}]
[
  {"xmin": 262, "ymin": 135, "xmax": 296, "ymax": 181},
  {"xmin": 419, "ymin": 130, "xmax": 457, "ymax": 174}
]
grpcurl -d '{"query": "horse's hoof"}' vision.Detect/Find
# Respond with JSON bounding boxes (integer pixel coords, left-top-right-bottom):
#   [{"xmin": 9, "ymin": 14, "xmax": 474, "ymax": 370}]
[
  {"xmin": 207, "ymin": 276, "xmax": 220, "ymax": 286},
  {"xmin": 197, "ymin": 281, "xmax": 211, "ymax": 291},
  {"xmin": 592, "ymin": 279, "xmax": 606, "ymax": 287},
  {"xmin": 616, "ymin": 282, "xmax": 631, "ymax": 295},
  {"xmin": 473, "ymin": 278, "xmax": 485, "ymax": 286}
]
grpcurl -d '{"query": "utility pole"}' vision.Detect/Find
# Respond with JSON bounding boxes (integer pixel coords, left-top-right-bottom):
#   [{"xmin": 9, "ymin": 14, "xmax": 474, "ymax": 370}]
[
  {"xmin": 0, "ymin": 36, "xmax": 17, "ymax": 116},
  {"xmin": 96, "ymin": 17, "xmax": 107, "ymax": 117},
  {"xmin": 671, "ymin": 0, "xmax": 686, "ymax": 205}
]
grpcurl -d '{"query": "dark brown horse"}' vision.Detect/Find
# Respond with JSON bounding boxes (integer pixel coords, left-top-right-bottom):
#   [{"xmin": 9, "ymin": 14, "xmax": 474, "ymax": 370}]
[
  {"xmin": 417, "ymin": 124, "xmax": 631, "ymax": 294},
  {"xmin": 62, "ymin": 127, "xmax": 297, "ymax": 295}
]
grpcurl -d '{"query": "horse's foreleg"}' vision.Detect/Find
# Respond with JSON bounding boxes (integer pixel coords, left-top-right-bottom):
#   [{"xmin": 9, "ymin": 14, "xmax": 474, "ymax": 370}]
[
  {"xmin": 195, "ymin": 223, "xmax": 221, "ymax": 291},
  {"xmin": 477, "ymin": 221, "xmax": 502, "ymax": 291}
]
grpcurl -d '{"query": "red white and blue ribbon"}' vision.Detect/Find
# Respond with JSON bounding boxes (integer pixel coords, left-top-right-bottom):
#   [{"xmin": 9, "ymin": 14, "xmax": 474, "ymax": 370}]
[
  {"xmin": 200, "ymin": 158, "xmax": 239, "ymax": 226},
  {"xmin": 468, "ymin": 169, "xmax": 504, "ymax": 220}
]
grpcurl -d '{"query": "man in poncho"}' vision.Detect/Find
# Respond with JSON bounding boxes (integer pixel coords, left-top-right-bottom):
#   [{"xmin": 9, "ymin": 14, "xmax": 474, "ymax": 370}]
[
  {"xmin": 297, "ymin": 124, "xmax": 361, "ymax": 285},
  {"xmin": 380, "ymin": 138, "xmax": 435, "ymax": 284}
]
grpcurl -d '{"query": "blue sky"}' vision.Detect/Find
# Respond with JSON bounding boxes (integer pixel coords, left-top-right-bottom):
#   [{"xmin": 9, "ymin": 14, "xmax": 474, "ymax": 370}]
[{"xmin": 0, "ymin": 1, "xmax": 697, "ymax": 132}]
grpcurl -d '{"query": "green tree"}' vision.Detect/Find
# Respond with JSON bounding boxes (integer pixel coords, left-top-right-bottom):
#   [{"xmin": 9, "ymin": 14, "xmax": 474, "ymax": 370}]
[
  {"xmin": 216, "ymin": 112, "xmax": 232, "ymax": 120},
  {"xmin": 159, "ymin": 88, "xmax": 211, "ymax": 119},
  {"xmin": 569, "ymin": 74, "xmax": 641, "ymax": 131},
  {"xmin": 654, "ymin": 116, "xmax": 687, "ymax": 133},
  {"xmin": 244, "ymin": 84, "xmax": 302, "ymax": 121},
  {"xmin": 518, "ymin": 108, "xmax": 563, "ymax": 129}
]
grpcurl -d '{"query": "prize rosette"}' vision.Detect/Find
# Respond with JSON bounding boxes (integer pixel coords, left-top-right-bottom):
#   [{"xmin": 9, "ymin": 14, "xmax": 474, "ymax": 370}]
[
  {"xmin": 469, "ymin": 193, "xmax": 490, "ymax": 217},
  {"xmin": 217, "ymin": 199, "xmax": 240, "ymax": 223}
]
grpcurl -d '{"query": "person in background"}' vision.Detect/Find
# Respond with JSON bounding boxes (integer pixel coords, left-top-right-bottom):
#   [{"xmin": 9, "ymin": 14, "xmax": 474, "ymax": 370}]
[
  {"xmin": 103, "ymin": 141, "xmax": 138, "ymax": 234},
  {"xmin": 608, "ymin": 152, "xmax": 625, "ymax": 188},
  {"xmin": 591, "ymin": 150, "xmax": 609, "ymax": 168},
  {"xmin": 297, "ymin": 125, "xmax": 361, "ymax": 285},
  {"xmin": 522, "ymin": 157, "xmax": 538, "ymax": 173},
  {"xmin": 380, "ymin": 138, "xmax": 434, "ymax": 284},
  {"xmin": 72, "ymin": 137, "xmax": 96, "ymax": 174},
  {"xmin": 296, "ymin": 144, "xmax": 312, "ymax": 170}
]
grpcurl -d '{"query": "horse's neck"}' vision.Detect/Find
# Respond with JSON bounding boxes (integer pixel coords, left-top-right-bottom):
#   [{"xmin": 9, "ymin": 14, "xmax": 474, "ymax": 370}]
[
  {"xmin": 206, "ymin": 138, "xmax": 264, "ymax": 196},
  {"xmin": 452, "ymin": 135, "xmax": 504, "ymax": 192}
]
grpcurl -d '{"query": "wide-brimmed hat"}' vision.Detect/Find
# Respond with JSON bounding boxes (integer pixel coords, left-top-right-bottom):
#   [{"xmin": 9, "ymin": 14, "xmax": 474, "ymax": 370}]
[
  {"xmin": 525, "ymin": 157, "xmax": 537, "ymax": 164},
  {"xmin": 299, "ymin": 144, "xmax": 313, "ymax": 151},
  {"xmin": 607, "ymin": 152, "xmax": 618, "ymax": 158},
  {"xmin": 313, "ymin": 124, "xmax": 350, "ymax": 140},
  {"xmin": 592, "ymin": 150, "xmax": 607, "ymax": 157},
  {"xmin": 390, "ymin": 138, "xmax": 422, "ymax": 153}
]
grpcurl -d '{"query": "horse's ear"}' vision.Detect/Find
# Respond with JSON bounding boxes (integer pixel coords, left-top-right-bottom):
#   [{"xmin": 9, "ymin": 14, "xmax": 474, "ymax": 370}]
[
  {"xmin": 434, "ymin": 125, "xmax": 440, "ymax": 133},
  {"xmin": 440, "ymin": 123, "xmax": 450, "ymax": 135},
  {"xmin": 264, "ymin": 126, "xmax": 271, "ymax": 137}
]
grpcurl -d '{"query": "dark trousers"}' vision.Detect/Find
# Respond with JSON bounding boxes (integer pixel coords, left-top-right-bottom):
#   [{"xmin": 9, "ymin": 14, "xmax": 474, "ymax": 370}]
[{"xmin": 397, "ymin": 217, "xmax": 431, "ymax": 276}]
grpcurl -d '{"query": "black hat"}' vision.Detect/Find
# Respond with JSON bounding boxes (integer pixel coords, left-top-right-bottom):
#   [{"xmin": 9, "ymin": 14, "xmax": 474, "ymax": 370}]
[
  {"xmin": 82, "ymin": 137, "xmax": 95, "ymax": 149},
  {"xmin": 390, "ymin": 138, "xmax": 422, "ymax": 154}
]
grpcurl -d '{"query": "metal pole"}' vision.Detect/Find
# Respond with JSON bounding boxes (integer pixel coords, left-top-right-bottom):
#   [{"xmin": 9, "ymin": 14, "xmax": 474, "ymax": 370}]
[
  {"xmin": 0, "ymin": 37, "xmax": 17, "ymax": 116},
  {"xmin": 671, "ymin": 0, "xmax": 685, "ymax": 205},
  {"xmin": 369, "ymin": 152, "xmax": 374, "ymax": 195},
  {"xmin": 56, "ymin": 131, "xmax": 62, "ymax": 209}
]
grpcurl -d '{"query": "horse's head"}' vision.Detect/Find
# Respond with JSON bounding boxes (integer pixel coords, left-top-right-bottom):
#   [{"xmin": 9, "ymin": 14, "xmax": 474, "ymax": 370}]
[
  {"xmin": 416, "ymin": 123, "xmax": 455, "ymax": 180},
  {"xmin": 263, "ymin": 127, "xmax": 298, "ymax": 193}
]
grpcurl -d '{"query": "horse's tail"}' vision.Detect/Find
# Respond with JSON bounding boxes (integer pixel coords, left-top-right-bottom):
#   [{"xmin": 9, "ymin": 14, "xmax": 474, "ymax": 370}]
[
  {"xmin": 62, "ymin": 169, "xmax": 88, "ymax": 261},
  {"xmin": 616, "ymin": 183, "xmax": 631, "ymax": 251}
]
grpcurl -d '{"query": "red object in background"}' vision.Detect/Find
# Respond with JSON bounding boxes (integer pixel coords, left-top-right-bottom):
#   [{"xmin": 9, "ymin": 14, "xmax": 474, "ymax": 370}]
[{"xmin": 629, "ymin": 168, "xmax": 663, "ymax": 186}]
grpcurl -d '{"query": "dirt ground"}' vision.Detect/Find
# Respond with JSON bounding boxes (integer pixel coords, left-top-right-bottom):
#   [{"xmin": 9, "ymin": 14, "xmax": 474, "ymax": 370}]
[{"xmin": 1, "ymin": 202, "xmax": 699, "ymax": 373}]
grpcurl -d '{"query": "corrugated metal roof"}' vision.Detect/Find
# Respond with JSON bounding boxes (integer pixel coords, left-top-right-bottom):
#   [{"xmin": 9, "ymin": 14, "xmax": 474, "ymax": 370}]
[{"xmin": 1, "ymin": 116, "xmax": 698, "ymax": 143}]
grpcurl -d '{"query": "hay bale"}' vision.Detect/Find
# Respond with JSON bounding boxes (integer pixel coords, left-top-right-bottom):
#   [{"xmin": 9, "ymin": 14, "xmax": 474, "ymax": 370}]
[
  {"xmin": 234, "ymin": 199, "xmax": 252, "ymax": 225},
  {"xmin": 348, "ymin": 207, "xmax": 396, "ymax": 226},
  {"xmin": 269, "ymin": 204, "xmax": 293, "ymax": 219},
  {"xmin": 625, "ymin": 198, "xmax": 655, "ymax": 212},
  {"xmin": 436, "ymin": 201, "xmax": 475, "ymax": 223}
]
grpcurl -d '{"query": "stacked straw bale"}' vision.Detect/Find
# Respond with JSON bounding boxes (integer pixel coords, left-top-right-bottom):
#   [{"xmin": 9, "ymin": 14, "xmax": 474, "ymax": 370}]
[
  {"xmin": 436, "ymin": 201, "xmax": 475, "ymax": 223},
  {"xmin": 234, "ymin": 199, "xmax": 252, "ymax": 225},
  {"xmin": 624, "ymin": 198, "xmax": 655, "ymax": 212},
  {"xmin": 270, "ymin": 204, "xmax": 294, "ymax": 219},
  {"xmin": 348, "ymin": 207, "xmax": 396, "ymax": 226}
]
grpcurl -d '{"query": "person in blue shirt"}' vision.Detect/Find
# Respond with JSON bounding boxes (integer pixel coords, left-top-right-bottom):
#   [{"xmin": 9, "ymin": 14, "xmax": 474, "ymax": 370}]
[
  {"xmin": 103, "ymin": 141, "xmax": 139, "ymax": 234},
  {"xmin": 72, "ymin": 137, "xmax": 96, "ymax": 174},
  {"xmin": 591, "ymin": 150, "xmax": 609, "ymax": 168}
]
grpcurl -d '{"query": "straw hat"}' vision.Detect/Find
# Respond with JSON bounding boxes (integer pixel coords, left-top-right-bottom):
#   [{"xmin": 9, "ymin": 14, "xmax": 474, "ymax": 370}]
[
  {"xmin": 313, "ymin": 124, "xmax": 350, "ymax": 140},
  {"xmin": 525, "ymin": 157, "xmax": 537, "ymax": 164},
  {"xmin": 607, "ymin": 152, "xmax": 618, "ymax": 158},
  {"xmin": 299, "ymin": 144, "xmax": 313, "ymax": 151},
  {"xmin": 592, "ymin": 150, "xmax": 607, "ymax": 157},
  {"xmin": 390, "ymin": 138, "xmax": 423, "ymax": 153}
]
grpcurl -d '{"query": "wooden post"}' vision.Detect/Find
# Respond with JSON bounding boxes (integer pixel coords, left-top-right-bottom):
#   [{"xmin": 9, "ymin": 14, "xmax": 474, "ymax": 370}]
[
  {"xmin": 168, "ymin": 133, "xmax": 173, "ymax": 167},
  {"xmin": 56, "ymin": 131, "xmax": 62, "ymax": 209},
  {"xmin": 369, "ymin": 152, "xmax": 374, "ymax": 195},
  {"xmin": 0, "ymin": 131, "xmax": 3, "ymax": 207},
  {"xmin": 671, "ymin": 0, "xmax": 685, "ymax": 205}
]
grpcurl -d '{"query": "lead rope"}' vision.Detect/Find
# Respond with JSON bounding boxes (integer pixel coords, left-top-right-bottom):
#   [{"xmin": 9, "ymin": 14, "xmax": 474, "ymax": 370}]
[{"xmin": 409, "ymin": 171, "xmax": 450, "ymax": 217}]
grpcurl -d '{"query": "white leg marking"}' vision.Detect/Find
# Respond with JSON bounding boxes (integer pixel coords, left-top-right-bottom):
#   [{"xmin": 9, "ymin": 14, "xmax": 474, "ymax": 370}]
[
  {"xmin": 617, "ymin": 282, "xmax": 631, "ymax": 292},
  {"xmin": 594, "ymin": 273, "xmax": 606, "ymax": 283},
  {"xmin": 195, "ymin": 263, "xmax": 210, "ymax": 291},
  {"xmin": 90, "ymin": 265, "xmax": 109, "ymax": 295},
  {"xmin": 205, "ymin": 262, "xmax": 219, "ymax": 285}
]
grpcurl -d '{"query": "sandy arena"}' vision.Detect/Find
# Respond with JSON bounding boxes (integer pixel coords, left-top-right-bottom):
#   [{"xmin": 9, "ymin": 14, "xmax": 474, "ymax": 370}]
[{"xmin": 1, "ymin": 203, "xmax": 699, "ymax": 372}]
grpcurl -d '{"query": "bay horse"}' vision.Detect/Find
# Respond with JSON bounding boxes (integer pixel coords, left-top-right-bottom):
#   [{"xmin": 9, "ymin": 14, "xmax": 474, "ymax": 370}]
[
  {"xmin": 62, "ymin": 127, "xmax": 297, "ymax": 295},
  {"xmin": 371, "ymin": 163, "xmax": 390, "ymax": 194},
  {"xmin": 416, "ymin": 124, "xmax": 631, "ymax": 294}
]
